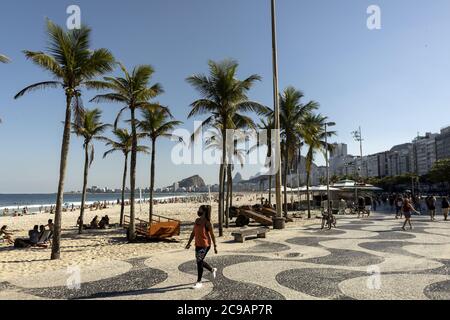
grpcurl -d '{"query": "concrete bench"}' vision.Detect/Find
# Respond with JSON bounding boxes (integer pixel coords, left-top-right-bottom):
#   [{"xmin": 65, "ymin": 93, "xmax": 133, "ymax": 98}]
[{"xmin": 232, "ymin": 227, "xmax": 269, "ymax": 243}]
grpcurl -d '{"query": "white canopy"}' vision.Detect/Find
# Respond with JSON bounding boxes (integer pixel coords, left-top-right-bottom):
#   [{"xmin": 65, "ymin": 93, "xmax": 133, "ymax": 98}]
[{"xmin": 295, "ymin": 185, "xmax": 341, "ymax": 192}]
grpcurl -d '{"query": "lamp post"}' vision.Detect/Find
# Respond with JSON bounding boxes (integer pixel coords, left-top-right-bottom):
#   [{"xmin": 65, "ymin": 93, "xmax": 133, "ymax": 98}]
[
  {"xmin": 271, "ymin": 0, "xmax": 285, "ymax": 229},
  {"xmin": 325, "ymin": 122, "xmax": 336, "ymax": 215}
]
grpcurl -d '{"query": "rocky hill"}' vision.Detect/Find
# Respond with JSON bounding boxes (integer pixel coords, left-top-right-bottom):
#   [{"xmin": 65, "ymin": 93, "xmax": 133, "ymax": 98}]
[{"xmin": 178, "ymin": 175, "xmax": 206, "ymax": 189}]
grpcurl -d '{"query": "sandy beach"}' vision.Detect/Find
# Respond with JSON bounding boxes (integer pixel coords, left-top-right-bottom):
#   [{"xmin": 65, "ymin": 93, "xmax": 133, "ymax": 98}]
[{"xmin": 0, "ymin": 193, "xmax": 320, "ymax": 282}]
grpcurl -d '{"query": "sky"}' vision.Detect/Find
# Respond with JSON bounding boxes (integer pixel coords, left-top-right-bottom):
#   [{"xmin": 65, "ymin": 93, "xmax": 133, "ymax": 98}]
[{"xmin": 1, "ymin": 0, "xmax": 450, "ymax": 193}]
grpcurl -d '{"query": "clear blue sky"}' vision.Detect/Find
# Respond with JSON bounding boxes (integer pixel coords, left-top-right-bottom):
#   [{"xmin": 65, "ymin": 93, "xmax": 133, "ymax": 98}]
[{"xmin": 1, "ymin": 0, "xmax": 450, "ymax": 193}]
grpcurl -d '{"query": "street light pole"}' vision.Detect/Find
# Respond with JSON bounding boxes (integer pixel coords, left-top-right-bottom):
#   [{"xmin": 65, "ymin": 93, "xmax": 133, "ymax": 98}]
[
  {"xmin": 325, "ymin": 122, "xmax": 336, "ymax": 215},
  {"xmin": 271, "ymin": 0, "xmax": 284, "ymax": 229}
]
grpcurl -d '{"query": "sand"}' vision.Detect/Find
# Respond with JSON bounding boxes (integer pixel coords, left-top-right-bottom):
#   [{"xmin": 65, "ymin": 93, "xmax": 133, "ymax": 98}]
[{"xmin": 0, "ymin": 193, "xmax": 320, "ymax": 282}]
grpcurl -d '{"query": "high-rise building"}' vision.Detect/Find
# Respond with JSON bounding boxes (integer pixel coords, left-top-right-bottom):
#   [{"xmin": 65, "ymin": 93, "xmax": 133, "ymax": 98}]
[
  {"xmin": 436, "ymin": 126, "xmax": 450, "ymax": 161},
  {"xmin": 413, "ymin": 133, "xmax": 438, "ymax": 176}
]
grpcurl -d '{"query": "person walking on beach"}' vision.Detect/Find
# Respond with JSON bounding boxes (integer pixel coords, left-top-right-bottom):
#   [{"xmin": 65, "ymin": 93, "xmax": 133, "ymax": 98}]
[
  {"xmin": 401, "ymin": 199, "xmax": 420, "ymax": 231},
  {"xmin": 442, "ymin": 196, "xmax": 449, "ymax": 221},
  {"xmin": 186, "ymin": 205, "xmax": 218, "ymax": 289}
]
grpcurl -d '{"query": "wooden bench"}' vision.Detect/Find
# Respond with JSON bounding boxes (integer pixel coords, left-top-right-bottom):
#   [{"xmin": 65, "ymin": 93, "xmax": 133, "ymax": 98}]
[{"xmin": 231, "ymin": 227, "xmax": 269, "ymax": 243}]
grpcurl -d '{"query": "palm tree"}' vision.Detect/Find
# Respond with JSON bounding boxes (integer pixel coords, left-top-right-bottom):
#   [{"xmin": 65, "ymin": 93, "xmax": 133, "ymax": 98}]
[
  {"xmin": 205, "ymin": 126, "xmax": 249, "ymax": 228},
  {"xmin": 186, "ymin": 59, "xmax": 267, "ymax": 236},
  {"xmin": 103, "ymin": 129, "xmax": 148, "ymax": 226},
  {"xmin": 138, "ymin": 105, "xmax": 183, "ymax": 223},
  {"xmin": 0, "ymin": 54, "xmax": 9, "ymax": 63},
  {"xmin": 14, "ymin": 20, "xmax": 115, "ymax": 260},
  {"xmin": 279, "ymin": 87, "xmax": 318, "ymax": 217},
  {"xmin": 90, "ymin": 64, "xmax": 163, "ymax": 240},
  {"xmin": 302, "ymin": 113, "xmax": 336, "ymax": 218},
  {"xmin": 72, "ymin": 109, "xmax": 110, "ymax": 234}
]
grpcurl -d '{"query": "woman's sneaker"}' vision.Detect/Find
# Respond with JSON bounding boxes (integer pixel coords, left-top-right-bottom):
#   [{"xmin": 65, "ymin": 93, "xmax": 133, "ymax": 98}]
[
  {"xmin": 193, "ymin": 282, "xmax": 203, "ymax": 289},
  {"xmin": 212, "ymin": 268, "xmax": 218, "ymax": 279}
]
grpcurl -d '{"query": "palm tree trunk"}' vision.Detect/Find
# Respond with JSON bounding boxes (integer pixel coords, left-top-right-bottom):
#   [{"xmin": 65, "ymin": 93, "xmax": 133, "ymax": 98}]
[
  {"xmin": 149, "ymin": 138, "xmax": 156, "ymax": 224},
  {"xmin": 225, "ymin": 164, "xmax": 232, "ymax": 228},
  {"xmin": 306, "ymin": 171, "xmax": 311, "ymax": 219},
  {"xmin": 268, "ymin": 176, "xmax": 272, "ymax": 205},
  {"xmin": 229, "ymin": 167, "xmax": 233, "ymax": 208},
  {"xmin": 78, "ymin": 143, "xmax": 90, "ymax": 234},
  {"xmin": 51, "ymin": 94, "xmax": 72, "ymax": 260},
  {"xmin": 128, "ymin": 107, "xmax": 137, "ymax": 241},
  {"xmin": 120, "ymin": 154, "xmax": 128, "ymax": 226},
  {"xmin": 218, "ymin": 129, "xmax": 226, "ymax": 237},
  {"xmin": 283, "ymin": 146, "xmax": 289, "ymax": 216}
]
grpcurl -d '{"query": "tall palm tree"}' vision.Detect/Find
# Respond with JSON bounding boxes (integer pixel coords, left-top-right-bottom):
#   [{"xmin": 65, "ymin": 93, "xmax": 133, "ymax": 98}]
[
  {"xmin": 205, "ymin": 126, "xmax": 249, "ymax": 228},
  {"xmin": 90, "ymin": 64, "xmax": 163, "ymax": 240},
  {"xmin": 186, "ymin": 59, "xmax": 267, "ymax": 236},
  {"xmin": 103, "ymin": 129, "xmax": 148, "ymax": 226},
  {"xmin": 138, "ymin": 105, "xmax": 183, "ymax": 223},
  {"xmin": 302, "ymin": 113, "xmax": 336, "ymax": 218},
  {"xmin": 72, "ymin": 109, "xmax": 110, "ymax": 234},
  {"xmin": 0, "ymin": 54, "xmax": 9, "ymax": 63},
  {"xmin": 279, "ymin": 87, "xmax": 318, "ymax": 216},
  {"xmin": 14, "ymin": 20, "xmax": 115, "ymax": 260}
]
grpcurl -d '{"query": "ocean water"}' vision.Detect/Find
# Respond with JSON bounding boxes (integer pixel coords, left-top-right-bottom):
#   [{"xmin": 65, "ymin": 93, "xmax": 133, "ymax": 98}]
[{"xmin": 0, "ymin": 192, "xmax": 199, "ymax": 212}]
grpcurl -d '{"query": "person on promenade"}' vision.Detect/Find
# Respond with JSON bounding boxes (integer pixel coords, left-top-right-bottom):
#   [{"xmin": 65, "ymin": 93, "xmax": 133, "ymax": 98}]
[
  {"xmin": 395, "ymin": 195, "xmax": 404, "ymax": 219},
  {"xmin": 185, "ymin": 205, "xmax": 218, "ymax": 289},
  {"xmin": 442, "ymin": 196, "xmax": 449, "ymax": 221},
  {"xmin": 1, "ymin": 225, "xmax": 14, "ymax": 245},
  {"xmin": 401, "ymin": 199, "xmax": 420, "ymax": 231},
  {"xmin": 426, "ymin": 195, "xmax": 437, "ymax": 221}
]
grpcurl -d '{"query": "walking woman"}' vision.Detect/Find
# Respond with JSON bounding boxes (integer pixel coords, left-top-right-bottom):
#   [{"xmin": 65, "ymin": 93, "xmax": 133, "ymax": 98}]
[
  {"xmin": 401, "ymin": 199, "xmax": 420, "ymax": 231},
  {"xmin": 442, "ymin": 196, "xmax": 449, "ymax": 221},
  {"xmin": 186, "ymin": 205, "xmax": 218, "ymax": 289}
]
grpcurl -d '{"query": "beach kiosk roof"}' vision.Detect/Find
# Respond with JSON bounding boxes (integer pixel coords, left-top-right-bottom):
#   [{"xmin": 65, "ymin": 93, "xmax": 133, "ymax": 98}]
[{"xmin": 332, "ymin": 180, "xmax": 383, "ymax": 191}]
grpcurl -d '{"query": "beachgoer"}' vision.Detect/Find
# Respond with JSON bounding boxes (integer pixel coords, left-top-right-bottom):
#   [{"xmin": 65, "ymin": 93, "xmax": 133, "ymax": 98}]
[
  {"xmin": 442, "ymin": 196, "xmax": 449, "ymax": 221},
  {"xmin": 1, "ymin": 225, "xmax": 14, "ymax": 245},
  {"xmin": 28, "ymin": 225, "xmax": 40, "ymax": 245},
  {"xmin": 395, "ymin": 196, "xmax": 404, "ymax": 219},
  {"xmin": 426, "ymin": 195, "xmax": 437, "ymax": 221},
  {"xmin": 45, "ymin": 219, "xmax": 54, "ymax": 233},
  {"xmin": 401, "ymin": 199, "xmax": 420, "ymax": 231},
  {"xmin": 185, "ymin": 205, "xmax": 218, "ymax": 289},
  {"xmin": 90, "ymin": 216, "xmax": 99, "ymax": 229}
]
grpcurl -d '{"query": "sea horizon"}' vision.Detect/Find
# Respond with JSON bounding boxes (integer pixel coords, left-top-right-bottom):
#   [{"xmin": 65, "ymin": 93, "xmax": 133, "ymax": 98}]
[{"xmin": 0, "ymin": 192, "xmax": 207, "ymax": 211}]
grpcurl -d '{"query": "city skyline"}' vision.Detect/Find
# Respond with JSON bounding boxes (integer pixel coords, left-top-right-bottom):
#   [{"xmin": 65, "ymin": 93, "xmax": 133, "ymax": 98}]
[{"xmin": 1, "ymin": 0, "xmax": 450, "ymax": 193}]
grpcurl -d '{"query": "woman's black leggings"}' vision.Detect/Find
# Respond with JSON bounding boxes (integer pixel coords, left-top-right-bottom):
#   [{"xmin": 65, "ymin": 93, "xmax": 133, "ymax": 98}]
[{"xmin": 196, "ymin": 246, "xmax": 213, "ymax": 282}]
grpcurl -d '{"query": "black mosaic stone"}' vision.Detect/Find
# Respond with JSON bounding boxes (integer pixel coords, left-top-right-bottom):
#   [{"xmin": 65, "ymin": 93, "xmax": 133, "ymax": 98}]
[
  {"xmin": 369, "ymin": 231, "xmax": 417, "ymax": 240},
  {"xmin": 358, "ymin": 241, "xmax": 416, "ymax": 256},
  {"xmin": 178, "ymin": 255, "xmax": 285, "ymax": 300},
  {"xmin": 286, "ymin": 236, "xmax": 340, "ymax": 247},
  {"xmin": 302, "ymin": 228, "xmax": 347, "ymax": 236},
  {"xmin": 302, "ymin": 248, "xmax": 385, "ymax": 267},
  {"xmin": 424, "ymin": 280, "xmax": 450, "ymax": 300},
  {"xmin": 22, "ymin": 258, "xmax": 168, "ymax": 300},
  {"xmin": 239, "ymin": 241, "xmax": 290, "ymax": 253},
  {"xmin": 276, "ymin": 268, "xmax": 365, "ymax": 300}
]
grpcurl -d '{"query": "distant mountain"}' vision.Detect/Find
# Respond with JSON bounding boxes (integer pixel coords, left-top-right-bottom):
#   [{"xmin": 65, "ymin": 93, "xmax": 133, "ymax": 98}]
[
  {"xmin": 178, "ymin": 175, "xmax": 206, "ymax": 189},
  {"xmin": 233, "ymin": 172, "xmax": 243, "ymax": 183}
]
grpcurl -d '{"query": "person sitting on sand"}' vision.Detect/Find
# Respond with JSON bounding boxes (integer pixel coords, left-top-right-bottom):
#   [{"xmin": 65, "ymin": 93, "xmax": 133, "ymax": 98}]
[
  {"xmin": 90, "ymin": 216, "xmax": 99, "ymax": 229},
  {"xmin": 98, "ymin": 216, "xmax": 110, "ymax": 229},
  {"xmin": 1, "ymin": 225, "xmax": 14, "ymax": 245},
  {"xmin": 28, "ymin": 225, "xmax": 40, "ymax": 245},
  {"xmin": 185, "ymin": 205, "xmax": 218, "ymax": 289}
]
